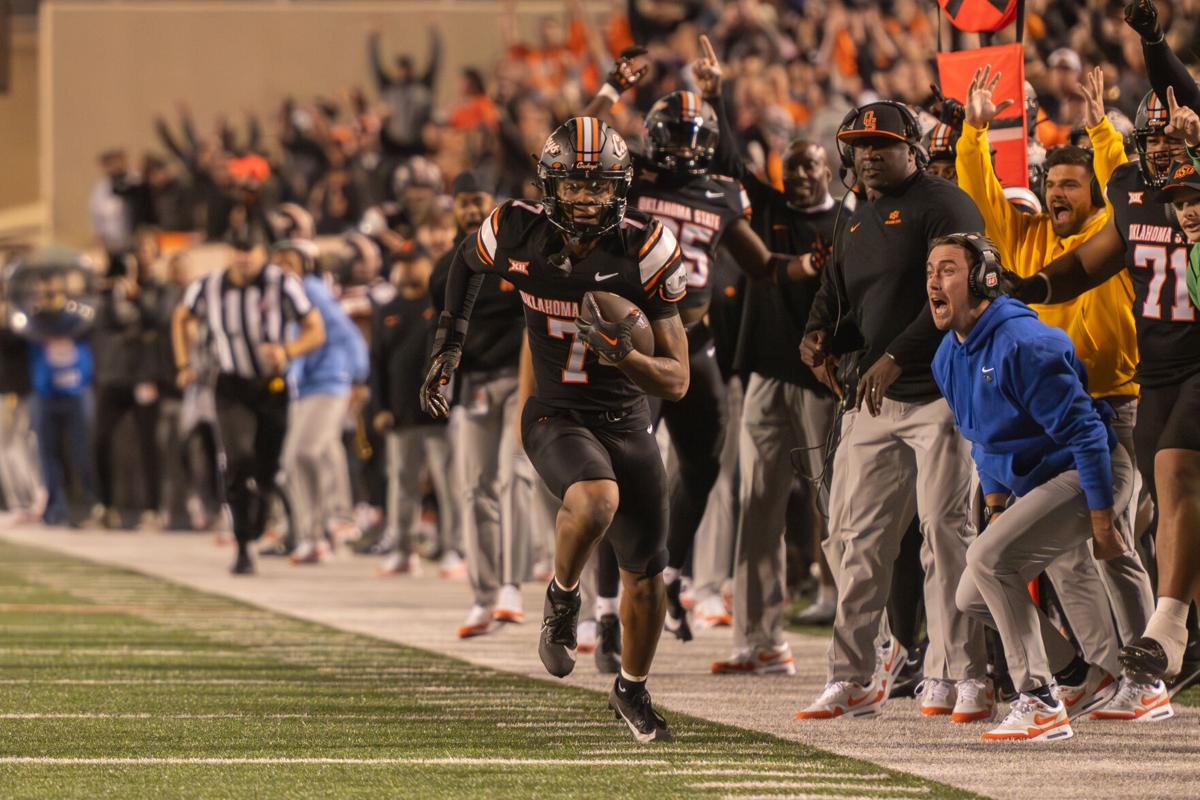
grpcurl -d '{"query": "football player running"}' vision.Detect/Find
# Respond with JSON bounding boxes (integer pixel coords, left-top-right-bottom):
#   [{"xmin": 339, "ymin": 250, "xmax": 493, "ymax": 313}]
[
  {"xmin": 584, "ymin": 38, "xmax": 784, "ymax": 644},
  {"xmin": 422, "ymin": 117, "xmax": 689, "ymax": 743}
]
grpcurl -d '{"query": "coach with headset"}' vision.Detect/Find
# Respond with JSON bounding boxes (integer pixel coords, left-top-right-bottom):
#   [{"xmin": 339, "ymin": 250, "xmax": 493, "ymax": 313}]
[
  {"xmin": 797, "ymin": 101, "xmax": 989, "ymax": 721},
  {"xmin": 929, "ymin": 233, "xmax": 1132, "ymax": 740}
]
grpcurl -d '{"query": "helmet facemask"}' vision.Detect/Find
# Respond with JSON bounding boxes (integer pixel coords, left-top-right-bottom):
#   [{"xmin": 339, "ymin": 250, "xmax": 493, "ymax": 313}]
[
  {"xmin": 539, "ymin": 168, "xmax": 632, "ymax": 240},
  {"xmin": 646, "ymin": 118, "xmax": 719, "ymax": 175}
]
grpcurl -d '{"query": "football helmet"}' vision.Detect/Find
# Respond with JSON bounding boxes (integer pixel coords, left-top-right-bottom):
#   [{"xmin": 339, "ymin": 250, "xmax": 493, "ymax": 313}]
[
  {"xmin": 1134, "ymin": 90, "xmax": 1185, "ymax": 187},
  {"xmin": 924, "ymin": 122, "xmax": 961, "ymax": 163},
  {"xmin": 644, "ymin": 91, "xmax": 720, "ymax": 175},
  {"xmin": 537, "ymin": 116, "xmax": 634, "ymax": 239}
]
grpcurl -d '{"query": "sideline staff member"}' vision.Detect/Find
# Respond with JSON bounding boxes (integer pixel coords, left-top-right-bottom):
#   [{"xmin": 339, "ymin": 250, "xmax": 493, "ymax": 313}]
[
  {"xmin": 172, "ymin": 225, "xmax": 325, "ymax": 575},
  {"xmin": 797, "ymin": 101, "xmax": 988, "ymax": 721}
]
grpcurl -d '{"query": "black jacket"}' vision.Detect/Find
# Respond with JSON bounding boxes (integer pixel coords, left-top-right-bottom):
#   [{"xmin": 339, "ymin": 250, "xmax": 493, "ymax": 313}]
[
  {"xmin": 93, "ymin": 278, "xmax": 177, "ymax": 389},
  {"xmin": 806, "ymin": 171, "xmax": 983, "ymax": 403},
  {"xmin": 369, "ymin": 291, "xmax": 441, "ymax": 428}
]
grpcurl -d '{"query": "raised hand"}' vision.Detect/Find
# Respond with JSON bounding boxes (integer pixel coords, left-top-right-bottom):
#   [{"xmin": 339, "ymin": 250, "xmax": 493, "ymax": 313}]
[
  {"xmin": 926, "ymin": 83, "xmax": 966, "ymax": 129},
  {"xmin": 1165, "ymin": 85, "xmax": 1200, "ymax": 149},
  {"xmin": 1124, "ymin": 0, "xmax": 1162, "ymax": 42},
  {"xmin": 965, "ymin": 66, "xmax": 1014, "ymax": 129},
  {"xmin": 1078, "ymin": 66, "xmax": 1106, "ymax": 130},
  {"xmin": 606, "ymin": 46, "xmax": 649, "ymax": 94},
  {"xmin": 692, "ymin": 34, "xmax": 723, "ymax": 98}
]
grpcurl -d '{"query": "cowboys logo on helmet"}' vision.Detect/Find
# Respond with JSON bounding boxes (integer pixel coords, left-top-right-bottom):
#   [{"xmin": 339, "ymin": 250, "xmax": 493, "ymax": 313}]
[
  {"xmin": 537, "ymin": 116, "xmax": 634, "ymax": 239},
  {"xmin": 644, "ymin": 91, "xmax": 720, "ymax": 175}
]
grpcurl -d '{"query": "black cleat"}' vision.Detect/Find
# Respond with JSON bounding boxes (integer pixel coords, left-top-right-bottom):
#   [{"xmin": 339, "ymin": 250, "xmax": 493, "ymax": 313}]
[
  {"xmin": 538, "ymin": 583, "xmax": 580, "ymax": 678},
  {"xmin": 231, "ymin": 549, "xmax": 256, "ymax": 576},
  {"xmin": 608, "ymin": 680, "xmax": 674, "ymax": 743},
  {"xmin": 664, "ymin": 578, "xmax": 692, "ymax": 642},
  {"xmin": 595, "ymin": 613, "xmax": 622, "ymax": 674},
  {"xmin": 1120, "ymin": 636, "xmax": 1169, "ymax": 684}
]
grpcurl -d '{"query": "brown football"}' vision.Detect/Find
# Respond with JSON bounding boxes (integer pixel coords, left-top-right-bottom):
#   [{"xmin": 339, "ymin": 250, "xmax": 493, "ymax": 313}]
[{"xmin": 580, "ymin": 290, "xmax": 655, "ymax": 357}]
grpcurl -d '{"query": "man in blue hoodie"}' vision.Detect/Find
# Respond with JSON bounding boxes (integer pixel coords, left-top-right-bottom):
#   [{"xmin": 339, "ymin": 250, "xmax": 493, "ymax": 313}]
[
  {"xmin": 276, "ymin": 239, "xmax": 369, "ymax": 563},
  {"xmin": 927, "ymin": 233, "xmax": 1142, "ymax": 743}
]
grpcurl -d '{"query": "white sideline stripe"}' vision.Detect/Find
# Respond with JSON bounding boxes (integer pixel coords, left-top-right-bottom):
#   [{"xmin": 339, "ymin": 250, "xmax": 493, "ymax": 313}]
[
  {"xmin": 0, "ymin": 679, "xmax": 299, "ymax": 686},
  {"xmin": 657, "ymin": 770, "xmax": 890, "ymax": 779},
  {"xmin": 693, "ymin": 781, "xmax": 929, "ymax": 793},
  {"xmin": 496, "ymin": 721, "xmax": 613, "ymax": 728},
  {"xmin": 720, "ymin": 796, "xmax": 919, "ymax": 800},
  {"xmin": 0, "ymin": 757, "xmax": 674, "ymax": 767},
  {"xmin": 0, "ymin": 713, "xmax": 466, "ymax": 721}
]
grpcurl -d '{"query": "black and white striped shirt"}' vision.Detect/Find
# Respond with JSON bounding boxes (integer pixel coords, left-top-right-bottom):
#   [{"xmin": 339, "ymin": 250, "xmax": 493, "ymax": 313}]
[{"xmin": 182, "ymin": 264, "xmax": 313, "ymax": 379}]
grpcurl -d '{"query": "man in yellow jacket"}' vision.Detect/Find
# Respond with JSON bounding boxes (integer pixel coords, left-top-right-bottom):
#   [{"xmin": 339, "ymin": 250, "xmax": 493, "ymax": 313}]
[{"xmin": 956, "ymin": 66, "xmax": 1156, "ymax": 722}]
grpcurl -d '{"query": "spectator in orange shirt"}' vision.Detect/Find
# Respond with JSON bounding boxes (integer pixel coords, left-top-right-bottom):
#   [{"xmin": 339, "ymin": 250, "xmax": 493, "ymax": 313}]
[{"xmin": 447, "ymin": 69, "xmax": 500, "ymax": 134}]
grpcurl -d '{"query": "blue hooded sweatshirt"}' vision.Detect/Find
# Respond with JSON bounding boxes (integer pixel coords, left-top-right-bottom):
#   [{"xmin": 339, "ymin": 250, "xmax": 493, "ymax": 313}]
[
  {"xmin": 931, "ymin": 296, "xmax": 1116, "ymax": 510},
  {"xmin": 290, "ymin": 274, "xmax": 369, "ymax": 399}
]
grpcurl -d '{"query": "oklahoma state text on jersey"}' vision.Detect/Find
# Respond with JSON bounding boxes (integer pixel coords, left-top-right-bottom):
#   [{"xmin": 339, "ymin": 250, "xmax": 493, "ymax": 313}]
[{"xmin": 458, "ymin": 199, "xmax": 686, "ymax": 412}]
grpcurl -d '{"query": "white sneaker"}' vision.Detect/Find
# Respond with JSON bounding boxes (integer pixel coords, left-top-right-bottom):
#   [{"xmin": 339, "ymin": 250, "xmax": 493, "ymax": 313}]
[
  {"xmin": 1057, "ymin": 665, "xmax": 1118, "ymax": 720},
  {"xmin": 874, "ymin": 638, "xmax": 908, "ymax": 699},
  {"xmin": 1089, "ymin": 677, "xmax": 1174, "ymax": 722},
  {"xmin": 917, "ymin": 679, "xmax": 955, "ymax": 717},
  {"xmin": 711, "ymin": 643, "xmax": 796, "ymax": 675},
  {"xmin": 577, "ymin": 619, "xmax": 597, "ymax": 654},
  {"xmin": 952, "ymin": 678, "xmax": 995, "ymax": 723},
  {"xmin": 377, "ymin": 552, "xmax": 423, "ymax": 577},
  {"xmin": 458, "ymin": 604, "xmax": 493, "ymax": 638},
  {"xmin": 796, "ymin": 678, "xmax": 885, "ymax": 720},
  {"xmin": 691, "ymin": 595, "xmax": 732, "ymax": 630},
  {"xmin": 288, "ymin": 540, "xmax": 326, "ymax": 565},
  {"xmin": 494, "ymin": 584, "xmax": 524, "ymax": 623},
  {"xmin": 982, "ymin": 694, "xmax": 1073, "ymax": 742},
  {"xmin": 438, "ymin": 550, "xmax": 467, "ymax": 579}
]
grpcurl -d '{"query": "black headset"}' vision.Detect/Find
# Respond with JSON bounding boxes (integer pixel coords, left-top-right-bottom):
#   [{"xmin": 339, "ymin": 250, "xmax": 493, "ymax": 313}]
[
  {"xmin": 936, "ymin": 232, "xmax": 1005, "ymax": 300},
  {"xmin": 836, "ymin": 101, "xmax": 929, "ymax": 174}
]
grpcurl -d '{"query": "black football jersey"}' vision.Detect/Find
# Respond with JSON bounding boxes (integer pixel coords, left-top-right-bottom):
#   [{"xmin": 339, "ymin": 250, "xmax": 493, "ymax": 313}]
[
  {"xmin": 628, "ymin": 156, "xmax": 750, "ymax": 313},
  {"xmin": 1107, "ymin": 162, "xmax": 1200, "ymax": 386},
  {"xmin": 463, "ymin": 200, "xmax": 686, "ymax": 412}
]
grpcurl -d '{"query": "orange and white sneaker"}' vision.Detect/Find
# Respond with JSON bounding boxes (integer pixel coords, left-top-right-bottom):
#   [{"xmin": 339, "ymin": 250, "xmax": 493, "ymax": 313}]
[
  {"xmin": 377, "ymin": 552, "xmax": 423, "ymax": 577},
  {"xmin": 711, "ymin": 643, "xmax": 796, "ymax": 676},
  {"xmin": 952, "ymin": 678, "xmax": 995, "ymax": 723},
  {"xmin": 576, "ymin": 619, "xmax": 597, "ymax": 654},
  {"xmin": 918, "ymin": 679, "xmax": 955, "ymax": 716},
  {"xmin": 288, "ymin": 540, "xmax": 327, "ymax": 565},
  {"xmin": 875, "ymin": 638, "xmax": 908, "ymax": 696},
  {"xmin": 493, "ymin": 584, "xmax": 524, "ymax": 623},
  {"xmin": 457, "ymin": 604, "xmax": 493, "ymax": 639},
  {"xmin": 1090, "ymin": 678, "xmax": 1174, "ymax": 722},
  {"xmin": 981, "ymin": 694, "xmax": 1073, "ymax": 742},
  {"xmin": 1057, "ymin": 665, "xmax": 1118, "ymax": 720},
  {"xmin": 692, "ymin": 595, "xmax": 732, "ymax": 630},
  {"xmin": 796, "ymin": 678, "xmax": 886, "ymax": 720}
]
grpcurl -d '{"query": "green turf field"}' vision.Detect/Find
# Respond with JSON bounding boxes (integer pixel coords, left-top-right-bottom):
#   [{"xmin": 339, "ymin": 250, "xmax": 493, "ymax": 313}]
[{"xmin": 0, "ymin": 540, "xmax": 983, "ymax": 799}]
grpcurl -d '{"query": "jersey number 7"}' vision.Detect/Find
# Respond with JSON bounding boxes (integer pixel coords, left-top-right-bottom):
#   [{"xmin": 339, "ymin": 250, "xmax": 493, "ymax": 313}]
[{"xmin": 548, "ymin": 316, "xmax": 589, "ymax": 383}]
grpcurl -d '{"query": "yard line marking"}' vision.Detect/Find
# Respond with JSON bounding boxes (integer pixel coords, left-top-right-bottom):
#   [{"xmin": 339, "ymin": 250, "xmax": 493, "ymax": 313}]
[
  {"xmin": 692, "ymin": 781, "xmax": 929, "ymax": 792},
  {"xmin": 0, "ymin": 756, "xmax": 675, "ymax": 767},
  {"xmin": 720, "ymin": 795, "xmax": 922, "ymax": 800},
  {"xmin": 655, "ymin": 770, "xmax": 891, "ymax": 779},
  {"xmin": 0, "ymin": 713, "xmax": 473, "ymax": 721}
]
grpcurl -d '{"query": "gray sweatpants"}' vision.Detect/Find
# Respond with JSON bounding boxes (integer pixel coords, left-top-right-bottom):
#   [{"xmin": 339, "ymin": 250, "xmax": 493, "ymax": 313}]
[
  {"xmin": 824, "ymin": 397, "xmax": 987, "ymax": 684},
  {"xmin": 956, "ymin": 447, "xmax": 1133, "ymax": 692},
  {"xmin": 282, "ymin": 393, "xmax": 351, "ymax": 544},
  {"xmin": 385, "ymin": 426, "xmax": 454, "ymax": 553},
  {"xmin": 691, "ymin": 377, "xmax": 743, "ymax": 604},
  {"xmin": 454, "ymin": 371, "xmax": 526, "ymax": 607},
  {"xmin": 0, "ymin": 394, "xmax": 40, "ymax": 513},
  {"xmin": 732, "ymin": 375, "xmax": 836, "ymax": 651},
  {"xmin": 1046, "ymin": 400, "xmax": 1153, "ymax": 650}
]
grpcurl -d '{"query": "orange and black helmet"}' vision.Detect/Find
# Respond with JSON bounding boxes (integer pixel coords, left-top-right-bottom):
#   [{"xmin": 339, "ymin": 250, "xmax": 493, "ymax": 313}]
[
  {"xmin": 924, "ymin": 122, "xmax": 961, "ymax": 163},
  {"xmin": 537, "ymin": 117, "xmax": 634, "ymax": 240},
  {"xmin": 644, "ymin": 91, "xmax": 720, "ymax": 175},
  {"xmin": 1134, "ymin": 90, "xmax": 1177, "ymax": 187}
]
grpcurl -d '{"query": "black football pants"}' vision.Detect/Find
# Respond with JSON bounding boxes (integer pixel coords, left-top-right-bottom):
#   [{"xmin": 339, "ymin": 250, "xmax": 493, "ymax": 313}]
[{"xmin": 214, "ymin": 374, "xmax": 289, "ymax": 547}]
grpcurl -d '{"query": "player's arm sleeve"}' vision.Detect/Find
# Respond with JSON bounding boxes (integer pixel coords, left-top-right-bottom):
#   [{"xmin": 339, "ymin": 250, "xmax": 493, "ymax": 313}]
[
  {"xmin": 887, "ymin": 191, "xmax": 984, "ymax": 367},
  {"xmin": 1087, "ymin": 116, "xmax": 1128, "ymax": 191},
  {"xmin": 955, "ymin": 122, "xmax": 1029, "ymax": 267},
  {"xmin": 1143, "ymin": 38, "xmax": 1200, "ymax": 112},
  {"xmin": 444, "ymin": 203, "xmax": 505, "ymax": 323},
  {"xmin": 707, "ymin": 90, "xmax": 746, "ymax": 182},
  {"xmin": 1004, "ymin": 339, "xmax": 1115, "ymax": 510},
  {"xmin": 638, "ymin": 220, "xmax": 686, "ymax": 318}
]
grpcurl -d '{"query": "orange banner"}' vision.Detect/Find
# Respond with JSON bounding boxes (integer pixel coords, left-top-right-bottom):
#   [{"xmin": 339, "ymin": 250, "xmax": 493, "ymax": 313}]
[
  {"xmin": 938, "ymin": 0, "xmax": 1018, "ymax": 33},
  {"xmin": 937, "ymin": 44, "xmax": 1028, "ymax": 189}
]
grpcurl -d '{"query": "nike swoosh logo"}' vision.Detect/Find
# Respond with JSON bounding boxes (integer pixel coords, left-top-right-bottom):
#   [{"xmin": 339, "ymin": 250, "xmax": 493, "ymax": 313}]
[
  {"xmin": 982, "ymin": 367, "xmax": 994, "ymax": 375},
  {"xmin": 1033, "ymin": 713, "xmax": 1059, "ymax": 726},
  {"xmin": 595, "ymin": 273, "xmax": 618, "ymax": 282},
  {"xmin": 598, "ymin": 332, "xmax": 619, "ymax": 346},
  {"xmin": 846, "ymin": 690, "xmax": 879, "ymax": 707},
  {"xmin": 1139, "ymin": 694, "xmax": 1161, "ymax": 706},
  {"xmin": 850, "ymin": 222, "xmax": 862, "ymax": 232},
  {"xmin": 1061, "ymin": 694, "xmax": 1081, "ymax": 708},
  {"xmin": 704, "ymin": 190, "xmax": 725, "ymax": 199}
]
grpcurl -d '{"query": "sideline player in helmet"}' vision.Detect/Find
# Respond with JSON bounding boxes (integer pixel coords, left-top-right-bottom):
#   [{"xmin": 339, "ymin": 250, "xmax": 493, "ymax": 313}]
[
  {"xmin": 1013, "ymin": 85, "xmax": 1200, "ymax": 697},
  {"xmin": 925, "ymin": 123, "xmax": 962, "ymax": 184},
  {"xmin": 422, "ymin": 116, "xmax": 690, "ymax": 743},
  {"xmin": 583, "ymin": 46, "xmax": 784, "ymax": 647}
]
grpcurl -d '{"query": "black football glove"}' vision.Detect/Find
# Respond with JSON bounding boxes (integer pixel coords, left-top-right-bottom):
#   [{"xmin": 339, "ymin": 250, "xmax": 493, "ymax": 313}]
[
  {"xmin": 420, "ymin": 312, "xmax": 466, "ymax": 418},
  {"xmin": 606, "ymin": 46, "xmax": 649, "ymax": 94},
  {"xmin": 927, "ymin": 83, "xmax": 966, "ymax": 129},
  {"xmin": 574, "ymin": 293, "xmax": 638, "ymax": 364},
  {"xmin": 1008, "ymin": 272, "xmax": 1050, "ymax": 305},
  {"xmin": 1124, "ymin": 0, "xmax": 1162, "ymax": 42}
]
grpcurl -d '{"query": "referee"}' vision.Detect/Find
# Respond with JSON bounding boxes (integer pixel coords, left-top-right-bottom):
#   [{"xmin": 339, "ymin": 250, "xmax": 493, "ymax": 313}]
[{"xmin": 171, "ymin": 224, "xmax": 326, "ymax": 574}]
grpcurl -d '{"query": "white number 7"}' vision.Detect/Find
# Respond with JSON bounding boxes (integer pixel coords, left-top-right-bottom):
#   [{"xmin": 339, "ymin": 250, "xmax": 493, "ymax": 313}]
[{"xmin": 547, "ymin": 316, "xmax": 589, "ymax": 383}]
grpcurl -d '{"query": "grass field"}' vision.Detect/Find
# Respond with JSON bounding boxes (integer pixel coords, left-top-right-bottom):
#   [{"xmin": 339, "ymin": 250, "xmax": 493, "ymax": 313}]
[{"xmin": 0, "ymin": 540, "xmax": 987, "ymax": 799}]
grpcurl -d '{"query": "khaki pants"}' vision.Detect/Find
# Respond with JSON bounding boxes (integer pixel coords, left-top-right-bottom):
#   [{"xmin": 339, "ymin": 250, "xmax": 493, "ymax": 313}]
[
  {"xmin": 282, "ymin": 393, "xmax": 351, "ymax": 544},
  {"xmin": 824, "ymin": 397, "xmax": 987, "ymax": 684},
  {"xmin": 691, "ymin": 377, "xmax": 743, "ymax": 604},
  {"xmin": 454, "ymin": 371, "xmax": 524, "ymax": 607},
  {"xmin": 956, "ymin": 447, "xmax": 1133, "ymax": 692},
  {"xmin": 732, "ymin": 374, "xmax": 836, "ymax": 651}
]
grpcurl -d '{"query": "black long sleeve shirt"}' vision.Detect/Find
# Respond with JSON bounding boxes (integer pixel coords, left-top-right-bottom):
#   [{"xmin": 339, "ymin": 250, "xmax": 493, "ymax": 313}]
[{"xmin": 805, "ymin": 171, "xmax": 984, "ymax": 403}]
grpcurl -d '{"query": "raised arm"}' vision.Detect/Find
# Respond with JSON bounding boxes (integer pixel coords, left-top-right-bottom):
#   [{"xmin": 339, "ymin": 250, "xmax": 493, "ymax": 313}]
[
  {"xmin": 368, "ymin": 29, "xmax": 392, "ymax": 91},
  {"xmin": 1011, "ymin": 219, "xmax": 1128, "ymax": 306},
  {"xmin": 1126, "ymin": 0, "xmax": 1200, "ymax": 112}
]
